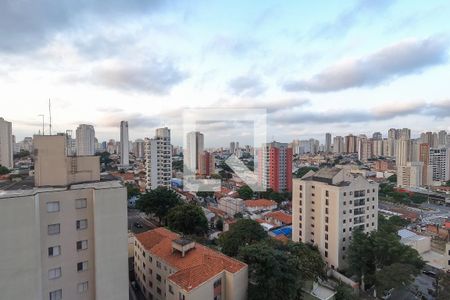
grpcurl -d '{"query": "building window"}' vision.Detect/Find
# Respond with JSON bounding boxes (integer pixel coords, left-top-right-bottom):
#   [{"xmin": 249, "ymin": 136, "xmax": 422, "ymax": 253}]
[
  {"xmin": 342, "ymin": 247, "xmax": 346, "ymax": 251},
  {"xmin": 179, "ymin": 293, "xmax": 186, "ymax": 300},
  {"xmin": 312, "ymin": 185, "xmax": 315, "ymax": 189},
  {"xmin": 48, "ymin": 245, "xmax": 61, "ymax": 257},
  {"xmin": 76, "ymin": 240, "xmax": 88, "ymax": 251},
  {"xmin": 299, "ymin": 185, "xmax": 303, "ymax": 191},
  {"xmin": 343, "ymin": 220, "xmax": 346, "ymax": 223},
  {"xmin": 77, "ymin": 261, "xmax": 88, "ymax": 272},
  {"xmin": 325, "ymin": 225, "xmax": 328, "ymax": 232},
  {"xmin": 325, "ymin": 216, "xmax": 328, "ymax": 223},
  {"xmin": 46, "ymin": 202, "xmax": 60, "ymax": 213},
  {"xmin": 77, "ymin": 281, "xmax": 88, "ymax": 293},
  {"xmin": 75, "ymin": 198, "xmax": 87, "ymax": 209},
  {"xmin": 149, "ymin": 256, "xmax": 153, "ymax": 262},
  {"xmin": 149, "ymin": 281, "xmax": 153, "ymax": 288},
  {"xmin": 156, "ymin": 261, "xmax": 161, "ymax": 268},
  {"xmin": 343, "ymin": 228, "xmax": 346, "ymax": 232},
  {"xmin": 325, "ymin": 251, "xmax": 328, "ymax": 258},
  {"xmin": 325, "ymin": 234, "xmax": 328, "ymax": 241},
  {"xmin": 325, "ymin": 191, "xmax": 329, "ymax": 197},
  {"xmin": 48, "ymin": 267, "xmax": 61, "ymax": 280},
  {"xmin": 325, "ymin": 208, "xmax": 329, "ymax": 214},
  {"xmin": 169, "ymin": 285, "xmax": 174, "ymax": 294},
  {"xmin": 76, "ymin": 219, "xmax": 88, "ymax": 230},
  {"xmin": 343, "ymin": 192, "xmax": 346, "ymax": 196},
  {"xmin": 325, "ymin": 199, "xmax": 329, "ymax": 206},
  {"xmin": 156, "ymin": 274, "xmax": 161, "ymax": 282},
  {"xmin": 342, "ymin": 255, "xmax": 346, "ymax": 260},
  {"xmin": 343, "ymin": 237, "xmax": 346, "ymax": 242},
  {"xmin": 48, "ymin": 224, "xmax": 60, "ymax": 235},
  {"xmin": 325, "ymin": 242, "xmax": 328, "ymax": 249},
  {"xmin": 157, "ymin": 287, "xmax": 162, "ymax": 295},
  {"xmin": 311, "ymin": 193, "xmax": 315, "ymax": 197},
  {"xmin": 49, "ymin": 289, "xmax": 62, "ymax": 300},
  {"xmin": 299, "ymin": 230, "xmax": 302, "ymax": 236}
]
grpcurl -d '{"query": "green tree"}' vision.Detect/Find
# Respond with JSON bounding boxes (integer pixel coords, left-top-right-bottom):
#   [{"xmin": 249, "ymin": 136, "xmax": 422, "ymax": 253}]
[
  {"xmin": 215, "ymin": 218, "xmax": 224, "ymax": 231},
  {"xmin": 348, "ymin": 229, "xmax": 375, "ymax": 280},
  {"xmin": 196, "ymin": 191, "xmax": 214, "ymax": 198},
  {"xmin": 172, "ymin": 160, "xmax": 183, "ymax": 172},
  {"xmin": 238, "ymin": 185, "xmax": 253, "ymax": 200},
  {"xmin": 167, "ymin": 204, "xmax": 208, "ymax": 235},
  {"xmin": 375, "ymin": 263, "xmax": 419, "ymax": 295},
  {"xmin": 378, "ymin": 215, "xmax": 409, "ymax": 234},
  {"xmin": 437, "ymin": 271, "xmax": 450, "ymax": 300},
  {"xmin": 335, "ymin": 282, "xmax": 357, "ymax": 300},
  {"xmin": 238, "ymin": 241, "xmax": 303, "ymax": 300},
  {"xmin": 219, "ymin": 219, "xmax": 267, "ymax": 257},
  {"xmin": 387, "ymin": 174, "xmax": 397, "ymax": 183},
  {"xmin": 13, "ymin": 150, "xmax": 30, "ymax": 159},
  {"xmin": 136, "ymin": 187, "xmax": 182, "ymax": 225},
  {"xmin": 293, "ymin": 166, "xmax": 319, "ymax": 178},
  {"xmin": 0, "ymin": 165, "xmax": 10, "ymax": 175},
  {"xmin": 125, "ymin": 183, "xmax": 140, "ymax": 199}
]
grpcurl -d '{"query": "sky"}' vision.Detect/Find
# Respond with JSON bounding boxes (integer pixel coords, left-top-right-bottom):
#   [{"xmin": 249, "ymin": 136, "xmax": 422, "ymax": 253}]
[{"xmin": 1, "ymin": 0, "xmax": 450, "ymax": 147}]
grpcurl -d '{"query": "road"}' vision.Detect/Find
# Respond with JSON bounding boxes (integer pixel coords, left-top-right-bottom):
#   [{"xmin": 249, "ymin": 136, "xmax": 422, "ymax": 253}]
[
  {"xmin": 390, "ymin": 265, "xmax": 438, "ymax": 300},
  {"xmin": 128, "ymin": 208, "xmax": 158, "ymax": 234}
]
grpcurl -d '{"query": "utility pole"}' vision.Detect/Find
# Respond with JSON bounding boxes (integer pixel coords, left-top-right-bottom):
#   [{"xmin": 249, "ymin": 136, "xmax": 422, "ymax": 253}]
[{"xmin": 48, "ymin": 99, "xmax": 52, "ymax": 135}]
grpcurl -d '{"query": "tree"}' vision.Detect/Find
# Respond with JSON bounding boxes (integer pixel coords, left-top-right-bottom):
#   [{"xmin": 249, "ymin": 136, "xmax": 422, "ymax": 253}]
[
  {"xmin": 238, "ymin": 185, "xmax": 253, "ymax": 200},
  {"xmin": 335, "ymin": 282, "xmax": 357, "ymax": 300},
  {"xmin": 0, "ymin": 165, "xmax": 10, "ymax": 175},
  {"xmin": 136, "ymin": 187, "xmax": 182, "ymax": 225},
  {"xmin": 215, "ymin": 218, "xmax": 224, "ymax": 231},
  {"xmin": 378, "ymin": 215, "xmax": 409, "ymax": 234},
  {"xmin": 172, "ymin": 160, "xmax": 183, "ymax": 172},
  {"xmin": 375, "ymin": 263, "xmax": 419, "ymax": 295},
  {"xmin": 293, "ymin": 166, "xmax": 318, "ymax": 178},
  {"xmin": 238, "ymin": 241, "xmax": 303, "ymax": 300},
  {"xmin": 196, "ymin": 191, "xmax": 214, "ymax": 198},
  {"xmin": 387, "ymin": 174, "xmax": 397, "ymax": 183},
  {"xmin": 348, "ymin": 229, "xmax": 375, "ymax": 280},
  {"xmin": 437, "ymin": 271, "xmax": 450, "ymax": 300},
  {"xmin": 219, "ymin": 219, "xmax": 267, "ymax": 257},
  {"xmin": 13, "ymin": 150, "xmax": 30, "ymax": 159},
  {"xmin": 125, "ymin": 183, "xmax": 140, "ymax": 199},
  {"xmin": 167, "ymin": 204, "xmax": 209, "ymax": 236}
]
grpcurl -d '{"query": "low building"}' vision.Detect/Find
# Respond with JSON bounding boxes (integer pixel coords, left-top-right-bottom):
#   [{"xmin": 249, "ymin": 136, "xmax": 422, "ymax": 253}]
[
  {"xmin": 398, "ymin": 229, "xmax": 431, "ymax": 254},
  {"xmin": 263, "ymin": 211, "xmax": 292, "ymax": 227},
  {"xmin": 244, "ymin": 199, "xmax": 277, "ymax": 212},
  {"xmin": 218, "ymin": 197, "xmax": 244, "ymax": 216},
  {"xmin": 134, "ymin": 228, "xmax": 248, "ymax": 300}
]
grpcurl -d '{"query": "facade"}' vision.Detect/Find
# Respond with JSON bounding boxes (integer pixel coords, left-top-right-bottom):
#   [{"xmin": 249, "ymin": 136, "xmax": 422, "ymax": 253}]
[
  {"xmin": 120, "ymin": 121, "xmax": 130, "ymax": 167},
  {"xmin": 0, "ymin": 135, "xmax": 129, "ymax": 300},
  {"xmin": 429, "ymin": 147, "xmax": 450, "ymax": 183},
  {"xmin": 76, "ymin": 124, "xmax": 95, "ymax": 156},
  {"xmin": 145, "ymin": 127, "xmax": 172, "ymax": 190},
  {"xmin": 199, "ymin": 151, "xmax": 215, "ymax": 176},
  {"xmin": 244, "ymin": 199, "xmax": 278, "ymax": 212},
  {"xmin": 292, "ymin": 168, "xmax": 379, "ymax": 270},
  {"xmin": 185, "ymin": 131, "xmax": 204, "ymax": 175},
  {"xmin": 357, "ymin": 137, "xmax": 372, "ymax": 162},
  {"xmin": 217, "ymin": 197, "xmax": 244, "ymax": 216},
  {"xmin": 133, "ymin": 228, "xmax": 248, "ymax": 300},
  {"xmin": 0, "ymin": 117, "xmax": 13, "ymax": 168},
  {"xmin": 258, "ymin": 141, "xmax": 293, "ymax": 193},
  {"xmin": 133, "ymin": 139, "xmax": 145, "ymax": 159},
  {"xmin": 398, "ymin": 162, "xmax": 424, "ymax": 188},
  {"xmin": 325, "ymin": 133, "xmax": 332, "ymax": 153},
  {"xmin": 344, "ymin": 134, "xmax": 357, "ymax": 153},
  {"xmin": 333, "ymin": 136, "xmax": 344, "ymax": 154},
  {"xmin": 419, "ymin": 143, "xmax": 431, "ymax": 186}
]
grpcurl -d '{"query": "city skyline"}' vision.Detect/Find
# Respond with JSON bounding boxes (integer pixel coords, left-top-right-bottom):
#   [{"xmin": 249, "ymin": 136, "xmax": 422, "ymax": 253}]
[{"xmin": 2, "ymin": 0, "xmax": 450, "ymax": 146}]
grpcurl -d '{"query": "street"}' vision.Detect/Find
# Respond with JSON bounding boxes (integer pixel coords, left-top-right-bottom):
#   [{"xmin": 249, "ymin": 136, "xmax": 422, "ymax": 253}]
[{"xmin": 128, "ymin": 208, "xmax": 158, "ymax": 234}]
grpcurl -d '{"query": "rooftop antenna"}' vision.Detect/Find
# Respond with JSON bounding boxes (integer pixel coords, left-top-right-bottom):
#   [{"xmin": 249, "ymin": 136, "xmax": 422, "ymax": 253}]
[
  {"xmin": 48, "ymin": 99, "xmax": 52, "ymax": 135},
  {"xmin": 38, "ymin": 114, "xmax": 45, "ymax": 135}
]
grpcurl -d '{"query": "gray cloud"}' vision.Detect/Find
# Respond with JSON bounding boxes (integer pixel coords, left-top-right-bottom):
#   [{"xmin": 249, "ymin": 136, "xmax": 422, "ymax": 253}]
[
  {"xmin": 283, "ymin": 36, "xmax": 448, "ymax": 93},
  {"xmin": 0, "ymin": 0, "xmax": 166, "ymax": 53},
  {"xmin": 88, "ymin": 59, "xmax": 188, "ymax": 94},
  {"xmin": 98, "ymin": 112, "xmax": 160, "ymax": 129},
  {"xmin": 227, "ymin": 75, "xmax": 267, "ymax": 97},
  {"xmin": 207, "ymin": 34, "xmax": 259, "ymax": 57}
]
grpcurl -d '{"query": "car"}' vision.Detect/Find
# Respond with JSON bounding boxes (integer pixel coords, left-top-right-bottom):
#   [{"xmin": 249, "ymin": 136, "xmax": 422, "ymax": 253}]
[
  {"xmin": 422, "ymin": 270, "xmax": 437, "ymax": 277},
  {"xmin": 133, "ymin": 222, "xmax": 143, "ymax": 228},
  {"xmin": 381, "ymin": 288, "xmax": 394, "ymax": 299}
]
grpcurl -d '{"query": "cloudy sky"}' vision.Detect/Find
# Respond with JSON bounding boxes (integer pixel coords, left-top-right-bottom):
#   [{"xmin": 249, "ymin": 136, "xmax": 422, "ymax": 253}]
[{"xmin": 1, "ymin": 0, "xmax": 450, "ymax": 147}]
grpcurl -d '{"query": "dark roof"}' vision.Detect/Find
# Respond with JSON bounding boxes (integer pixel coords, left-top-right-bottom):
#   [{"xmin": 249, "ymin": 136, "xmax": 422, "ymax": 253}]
[{"xmin": 0, "ymin": 176, "xmax": 35, "ymax": 191}]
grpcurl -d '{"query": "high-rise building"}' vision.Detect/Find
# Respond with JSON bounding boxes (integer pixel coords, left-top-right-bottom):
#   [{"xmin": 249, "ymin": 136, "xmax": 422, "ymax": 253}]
[
  {"xmin": 133, "ymin": 139, "xmax": 145, "ymax": 159},
  {"xmin": 400, "ymin": 128, "xmax": 411, "ymax": 140},
  {"xmin": 438, "ymin": 130, "xmax": 448, "ymax": 147},
  {"xmin": 145, "ymin": 127, "xmax": 172, "ymax": 190},
  {"xmin": 230, "ymin": 141, "xmax": 235, "ymax": 154},
  {"xmin": 344, "ymin": 134, "xmax": 357, "ymax": 153},
  {"xmin": 119, "ymin": 121, "xmax": 129, "ymax": 167},
  {"xmin": 258, "ymin": 141, "xmax": 293, "ymax": 193},
  {"xmin": 199, "ymin": 151, "xmax": 215, "ymax": 176},
  {"xmin": 395, "ymin": 138, "xmax": 411, "ymax": 167},
  {"xmin": 372, "ymin": 139, "xmax": 384, "ymax": 157},
  {"xmin": 398, "ymin": 162, "xmax": 424, "ymax": 188},
  {"xmin": 76, "ymin": 124, "xmax": 95, "ymax": 156},
  {"xmin": 429, "ymin": 147, "xmax": 450, "ymax": 183},
  {"xmin": 185, "ymin": 131, "xmax": 204, "ymax": 175},
  {"xmin": 357, "ymin": 137, "xmax": 372, "ymax": 162},
  {"xmin": 292, "ymin": 168, "xmax": 378, "ymax": 270},
  {"xmin": 372, "ymin": 132, "xmax": 382, "ymax": 140},
  {"xmin": 0, "ymin": 135, "xmax": 129, "ymax": 300},
  {"xmin": 333, "ymin": 136, "xmax": 344, "ymax": 154},
  {"xmin": 419, "ymin": 144, "xmax": 431, "ymax": 186},
  {"xmin": 325, "ymin": 133, "xmax": 332, "ymax": 153},
  {"xmin": 0, "ymin": 117, "xmax": 13, "ymax": 168}
]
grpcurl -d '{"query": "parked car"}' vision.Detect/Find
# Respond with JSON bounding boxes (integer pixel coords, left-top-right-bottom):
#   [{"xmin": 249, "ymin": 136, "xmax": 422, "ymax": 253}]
[
  {"xmin": 133, "ymin": 222, "xmax": 143, "ymax": 228},
  {"xmin": 422, "ymin": 270, "xmax": 437, "ymax": 277}
]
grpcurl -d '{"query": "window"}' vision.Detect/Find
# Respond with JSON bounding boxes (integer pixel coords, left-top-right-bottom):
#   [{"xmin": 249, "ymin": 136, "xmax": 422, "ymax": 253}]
[
  {"xmin": 325, "ymin": 191, "xmax": 329, "ymax": 197},
  {"xmin": 77, "ymin": 261, "xmax": 88, "ymax": 272},
  {"xmin": 343, "ymin": 228, "xmax": 346, "ymax": 232},
  {"xmin": 179, "ymin": 293, "xmax": 186, "ymax": 300},
  {"xmin": 49, "ymin": 289, "xmax": 62, "ymax": 300},
  {"xmin": 156, "ymin": 274, "xmax": 161, "ymax": 282},
  {"xmin": 325, "ymin": 234, "xmax": 328, "ymax": 241},
  {"xmin": 78, "ymin": 281, "xmax": 88, "ymax": 293},
  {"xmin": 325, "ymin": 199, "xmax": 329, "ymax": 205},
  {"xmin": 149, "ymin": 256, "xmax": 153, "ymax": 263},
  {"xmin": 48, "ymin": 267, "xmax": 61, "ymax": 279},
  {"xmin": 157, "ymin": 287, "xmax": 162, "ymax": 295},
  {"xmin": 75, "ymin": 198, "xmax": 87, "ymax": 209},
  {"xmin": 343, "ymin": 220, "xmax": 346, "ymax": 223},
  {"xmin": 311, "ymin": 193, "xmax": 315, "ymax": 197},
  {"xmin": 149, "ymin": 280, "xmax": 153, "ymax": 288},
  {"xmin": 325, "ymin": 208, "xmax": 329, "ymax": 214},
  {"xmin": 325, "ymin": 225, "xmax": 328, "ymax": 232},
  {"xmin": 47, "ymin": 202, "xmax": 60, "ymax": 213},
  {"xmin": 312, "ymin": 185, "xmax": 315, "ymax": 189},
  {"xmin": 325, "ymin": 216, "xmax": 328, "ymax": 223},
  {"xmin": 48, "ymin": 224, "xmax": 60, "ymax": 235},
  {"xmin": 299, "ymin": 185, "xmax": 302, "ymax": 191},
  {"xmin": 343, "ymin": 237, "xmax": 346, "ymax": 242},
  {"xmin": 325, "ymin": 242, "xmax": 328, "ymax": 249},
  {"xmin": 48, "ymin": 245, "xmax": 61, "ymax": 257},
  {"xmin": 342, "ymin": 247, "xmax": 346, "ymax": 251},
  {"xmin": 156, "ymin": 261, "xmax": 161, "ymax": 268},
  {"xmin": 343, "ymin": 192, "xmax": 346, "ymax": 196},
  {"xmin": 76, "ymin": 240, "xmax": 88, "ymax": 251},
  {"xmin": 299, "ymin": 192, "xmax": 302, "ymax": 198},
  {"xmin": 76, "ymin": 219, "xmax": 88, "ymax": 230},
  {"xmin": 325, "ymin": 251, "xmax": 328, "ymax": 258}
]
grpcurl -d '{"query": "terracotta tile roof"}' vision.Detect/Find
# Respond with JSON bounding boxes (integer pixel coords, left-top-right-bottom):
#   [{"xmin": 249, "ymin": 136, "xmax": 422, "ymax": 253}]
[
  {"xmin": 264, "ymin": 211, "xmax": 292, "ymax": 225},
  {"xmin": 135, "ymin": 228, "xmax": 246, "ymax": 292},
  {"xmin": 207, "ymin": 205, "xmax": 228, "ymax": 218},
  {"xmin": 244, "ymin": 199, "xmax": 277, "ymax": 208},
  {"xmin": 274, "ymin": 234, "xmax": 289, "ymax": 243}
]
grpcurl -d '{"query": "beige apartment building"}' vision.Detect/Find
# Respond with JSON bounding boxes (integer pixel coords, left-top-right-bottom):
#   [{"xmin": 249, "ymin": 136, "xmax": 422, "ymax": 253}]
[
  {"xmin": 134, "ymin": 227, "xmax": 248, "ymax": 300},
  {"xmin": 292, "ymin": 168, "xmax": 379, "ymax": 270},
  {"xmin": 0, "ymin": 135, "xmax": 129, "ymax": 300}
]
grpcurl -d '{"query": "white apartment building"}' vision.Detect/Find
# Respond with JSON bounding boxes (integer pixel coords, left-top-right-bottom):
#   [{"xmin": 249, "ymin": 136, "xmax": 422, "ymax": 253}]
[
  {"xmin": 76, "ymin": 124, "xmax": 95, "ymax": 156},
  {"xmin": 0, "ymin": 117, "xmax": 13, "ymax": 168},
  {"xmin": 145, "ymin": 127, "xmax": 172, "ymax": 190},
  {"xmin": 120, "ymin": 121, "xmax": 130, "ymax": 167},
  {"xmin": 398, "ymin": 162, "xmax": 425, "ymax": 188},
  {"xmin": 134, "ymin": 139, "xmax": 145, "ymax": 159},
  {"xmin": 184, "ymin": 131, "xmax": 204, "ymax": 175},
  {"xmin": 292, "ymin": 168, "xmax": 379, "ymax": 270},
  {"xmin": 333, "ymin": 136, "xmax": 344, "ymax": 154},
  {"xmin": 0, "ymin": 135, "xmax": 129, "ymax": 300},
  {"xmin": 429, "ymin": 147, "xmax": 450, "ymax": 184},
  {"xmin": 134, "ymin": 228, "xmax": 248, "ymax": 300}
]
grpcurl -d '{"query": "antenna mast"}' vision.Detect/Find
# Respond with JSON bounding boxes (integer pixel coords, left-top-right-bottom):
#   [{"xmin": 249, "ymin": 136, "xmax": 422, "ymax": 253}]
[
  {"xmin": 49, "ymin": 99, "xmax": 52, "ymax": 135},
  {"xmin": 38, "ymin": 114, "xmax": 45, "ymax": 135}
]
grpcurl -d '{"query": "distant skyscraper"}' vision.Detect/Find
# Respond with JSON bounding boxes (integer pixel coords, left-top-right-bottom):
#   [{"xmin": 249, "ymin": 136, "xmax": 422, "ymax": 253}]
[
  {"xmin": 145, "ymin": 127, "xmax": 172, "ymax": 190},
  {"xmin": 325, "ymin": 133, "xmax": 332, "ymax": 153},
  {"xmin": 120, "ymin": 121, "xmax": 129, "ymax": 167},
  {"xmin": 333, "ymin": 136, "xmax": 344, "ymax": 154},
  {"xmin": 185, "ymin": 131, "xmax": 204, "ymax": 175},
  {"xmin": 344, "ymin": 134, "xmax": 357, "ymax": 153},
  {"xmin": 358, "ymin": 137, "xmax": 372, "ymax": 162},
  {"xmin": 199, "ymin": 151, "xmax": 215, "ymax": 176},
  {"xmin": 133, "ymin": 139, "xmax": 145, "ymax": 159},
  {"xmin": 429, "ymin": 147, "xmax": 450, "ymax": 183},
  {"xmin": 230, "ymin": 141, "xmax": 235, "ymax": 154},
  {"xmin": 76, "ymin": 124, "xmax": 95, "ymax": 156},
  {"xmin": 419, "ymin": 143, "xmax": 431, "ymax": 186},
  {"xmin": 258, "ymin": 141, "xmax": 293, "ymax": 192},
  {"xmin": 372, "ymin": 132, "xmax": 382, "ymax": 140},
  {"xmin": 0, "ymin": 117, "xmax": 13, "ymax": 168},
  {"xmin": 438, "ymin": 130, "xmax": 447, "ymax": 147}
]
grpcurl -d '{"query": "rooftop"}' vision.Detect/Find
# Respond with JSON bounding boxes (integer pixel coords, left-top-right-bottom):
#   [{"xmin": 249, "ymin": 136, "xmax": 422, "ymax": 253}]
[
  {"xmin": 135, "ymin": 228, "xmax": 246, "ymax": 292},
  {"xmin": 244, "ymin": 199, "xmax": 277, "ymax": 208},
  {"xmin": 264, "ymin": 211, "xmax": 292, "ymax": 225}
]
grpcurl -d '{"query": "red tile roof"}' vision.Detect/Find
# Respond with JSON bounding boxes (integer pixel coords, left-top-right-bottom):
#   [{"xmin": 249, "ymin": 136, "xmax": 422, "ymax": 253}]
[
  {"xmin": 264, "ymin": 211, "xmax": 292, "ymax": 225},
  {"xmin": 135, "ymin": 228, "xmax": 246, "ymax": 292},
  {"xmin": 244, "ymin": 199, "xmax": 277, "ymax": 208}
]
